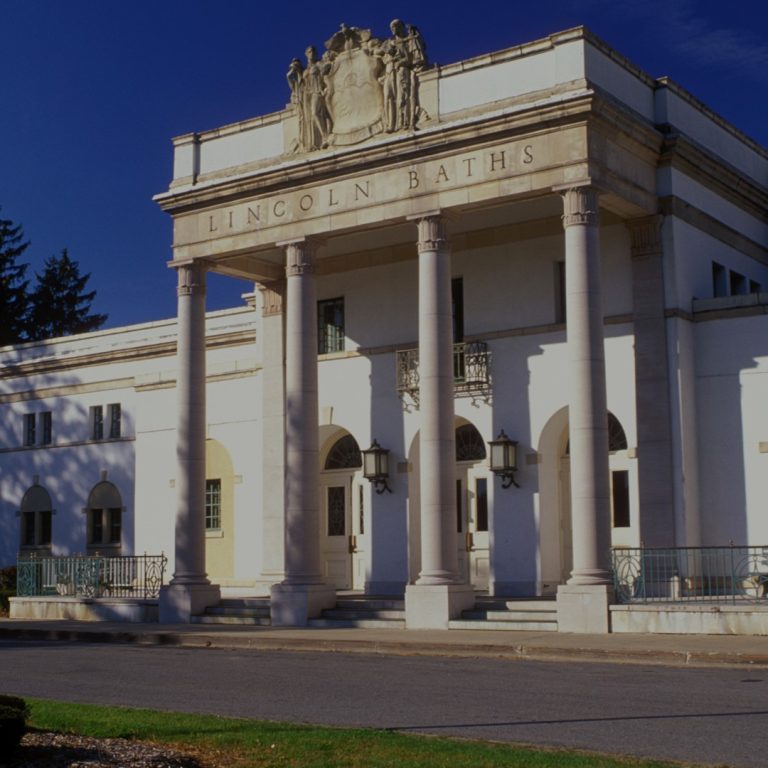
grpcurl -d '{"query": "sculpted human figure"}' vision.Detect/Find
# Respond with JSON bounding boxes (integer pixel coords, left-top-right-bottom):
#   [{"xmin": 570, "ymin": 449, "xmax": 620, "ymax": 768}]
[
  {"xmin": 301, "ymin": 45, "xmax": 332, "ymax": 150},
  {"xmin": 383, "ymin": 19, "xmax": 413, "ymax": 132}
]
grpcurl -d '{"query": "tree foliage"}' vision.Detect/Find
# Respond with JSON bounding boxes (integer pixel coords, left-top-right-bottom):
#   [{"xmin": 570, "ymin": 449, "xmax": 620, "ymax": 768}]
[
  {"xmin": 0, "ymin": 213, "xmax": 30, "ymax": 346},
  {"xmin": 0, "ymin": 210, "xmax": 107, "ymax": 344},
  {"xmin": 27, "ymin": 249, "xmax": 108, "ymax": 341}
]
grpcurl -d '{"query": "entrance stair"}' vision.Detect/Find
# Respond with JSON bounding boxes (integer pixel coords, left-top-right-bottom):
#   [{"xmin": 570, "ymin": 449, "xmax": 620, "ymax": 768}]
[
  {"xmin": 191, "ymin": 594, "xmax": 558, "ymax": 631},
  {"xmin": 307, "ymin": 595, "xmax": 406, "ymax": 629},
  {"xmin": 448, "ymin": 596, "xmax": 559, "ymax": 631},
  {"xmin": 191, "ymin": 597, "xmax": 271, "ymax": 626}
]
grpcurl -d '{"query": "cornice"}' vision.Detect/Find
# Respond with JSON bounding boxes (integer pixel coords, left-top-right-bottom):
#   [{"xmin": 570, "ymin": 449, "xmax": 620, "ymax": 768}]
[
  {"xmin": 156, "ymin": 90, "xmax": 598, "ymax": 216},
  {"xmin": 0, "ymin": 330, "xmax": 256, "ymax": 381}
]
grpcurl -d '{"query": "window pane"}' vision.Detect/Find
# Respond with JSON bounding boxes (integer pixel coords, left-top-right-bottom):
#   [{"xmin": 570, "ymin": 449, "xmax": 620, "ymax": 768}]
[
  {"xmin": 205, "ymin": 479, "xmax": 221, "ymax": 530},
  {"xmin": 109, "ymin": 508, "xmax": 122, "ymax": 544},
  {"xmin": 40, "ymin": 511, "xmax": 52, "ymax": 545},
  {"xmin": 612, "ymin": 470, "xmax": 630, "ymax": 528},
  {"xmin": 92, "ymin": 406, "xmax": 104, "ymax": 440},
  {"xmin": 456, "ymin": 479, "xmax": 463, "ymax": 533},
  {"xmin": 91, "ymin": 509, "xmax": 103, "ymax": 544},
  {"xmin": 23, "ymin": 511, "xmax": 36, "ymax": 546},
  {"xmin": 109, "ymin": 404, "xmax": 121, "ymax": 438},
  {"xmin": 475, "ymin": 478, "xmax": 488, "ymax": 532},
  {"xmin": 327, "ymin": 486, "xmax": 345, "ymax": 536},
  {"xmin": 41, "ymin": 412, "xmax": 52, "ymax": 445},
  {"xmin": 24, "ymin": 414, "xmax": 36, "ymax": 446}
]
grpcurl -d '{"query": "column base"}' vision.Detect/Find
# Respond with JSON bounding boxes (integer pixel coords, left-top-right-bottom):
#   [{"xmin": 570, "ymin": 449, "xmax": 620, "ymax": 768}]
[
  {"xmin": 159, "ymin": 582, "xmax": 221, "ymax": 624},
  {"xmin": 270, "ymin": 583, "xmax": 336, "ymax": 627},
  {"xmin": 557, "ymin": 583, "xmax": 614, "ymax": 633},
  {"xmin": 405, "ymin": 583, "xmax": 475, "ymax": 629}
]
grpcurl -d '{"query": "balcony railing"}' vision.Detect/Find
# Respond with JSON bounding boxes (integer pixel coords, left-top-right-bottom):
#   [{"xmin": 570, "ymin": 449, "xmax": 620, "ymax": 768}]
[
  {"xmin": 396, "ymin": 341, "xmax": 491, "ymax": 404},
  {"xmin": 16, "ymin": 553, "xmax": 167, "ymax": 599},
  {"xmin": 611, "ymin": 545, "xmax": 768, "ymax": 604}
]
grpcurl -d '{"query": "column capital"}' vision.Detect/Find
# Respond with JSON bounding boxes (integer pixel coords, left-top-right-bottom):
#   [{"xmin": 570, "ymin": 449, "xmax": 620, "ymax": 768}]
[
  {"xmin": 256, "ymin": 280, "xmax": 285, "ymax": 317},
  {"xmin": 560, "ymin": 186, "xmax": 600, "ymax": 228},
  {"xmin": 626, "ymin": 215, "xmax": 664, "ymax": 258},
  {"xmin": 175, "ymin": 261, "xmax": 207, "ymax": 297},
  {"xmin": 411, "ymin": 213, "xmax": 449, "ymax": 254},
  {"xmin": 281, "ymin": 239, "xmax": 316, "ymax": 277}
]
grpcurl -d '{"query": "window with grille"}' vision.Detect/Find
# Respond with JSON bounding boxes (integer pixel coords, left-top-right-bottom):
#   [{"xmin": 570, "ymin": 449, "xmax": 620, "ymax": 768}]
[
  {"xmin": 318, "ymin": 297, "xmax": 345, "ymax": 354},
  {"xmin": 205, "ymin": 479, "xmax": 222, "ymax": 531}
]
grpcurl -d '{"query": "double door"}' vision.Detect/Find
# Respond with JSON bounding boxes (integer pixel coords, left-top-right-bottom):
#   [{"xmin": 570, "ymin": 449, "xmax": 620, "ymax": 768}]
[
  {"xmin": 456, "ymin": 465, "xmax": 490, "ymax": 590},
  {"xmin": 320, "ymin": 474, "xmax": 366, "ymax": 590}
]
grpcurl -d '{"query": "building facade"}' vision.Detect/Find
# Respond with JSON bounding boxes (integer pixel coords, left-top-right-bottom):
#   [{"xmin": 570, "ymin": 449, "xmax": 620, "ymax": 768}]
[{"xmin": 2, "ymin": 26, "xmax": 767, "ymax": 631}]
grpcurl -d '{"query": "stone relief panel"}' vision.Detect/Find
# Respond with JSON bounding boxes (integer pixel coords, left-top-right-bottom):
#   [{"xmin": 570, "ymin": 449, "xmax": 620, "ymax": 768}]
[{"xmin": 287, "ymin": 20, "xmax": 429, "ymax": 152}]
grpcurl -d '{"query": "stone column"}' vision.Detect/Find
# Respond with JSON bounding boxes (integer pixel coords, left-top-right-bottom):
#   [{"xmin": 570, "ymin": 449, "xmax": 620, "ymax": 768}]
[
  {"xmin": 556, "ymin": 186, "xmax": 614, "ymax": 633},
  {"xmin": 628, "ymin": 216, "xmax": 676, "ymax": 547},
  {"xmin": 256, "ymin": 281, "xmax": 286, "ymax": 589},
  {"xmin": 160, "ymin": 261, "xmax": 220, "ymax": 623},
  {"xmin": 270, "ymin": 240, "xmax": 334, "ymax": 625},
  {"xmin": 405, "ymin": 213, "xmax": 474, "ymax": 629}
]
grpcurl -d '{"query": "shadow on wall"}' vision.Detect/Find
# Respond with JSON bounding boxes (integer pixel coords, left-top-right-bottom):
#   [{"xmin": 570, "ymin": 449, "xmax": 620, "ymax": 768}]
[{"xmin": 0, "ymin": 341, "xmax": 136, "ymax": 567}]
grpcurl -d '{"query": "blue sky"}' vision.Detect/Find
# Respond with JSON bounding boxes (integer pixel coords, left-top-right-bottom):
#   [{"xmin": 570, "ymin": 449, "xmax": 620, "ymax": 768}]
[{"xmin": 3, "ymin": 1, "xmax": 767, "ymax": 329}]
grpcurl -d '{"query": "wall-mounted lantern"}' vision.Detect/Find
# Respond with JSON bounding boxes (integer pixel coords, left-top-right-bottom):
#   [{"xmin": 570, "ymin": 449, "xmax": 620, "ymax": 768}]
[
  {"xmin": 362, "ymin": 439, "xmax": 391, "ymax": 494},
  {"xmin": 489, "ymin": 430, "xmax": 519, "ymax": 488}
]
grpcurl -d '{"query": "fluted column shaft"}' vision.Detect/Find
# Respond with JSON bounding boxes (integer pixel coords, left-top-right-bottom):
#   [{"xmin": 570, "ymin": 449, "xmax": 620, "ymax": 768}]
[
  {"xmin": 282, "ymin": 240, "xmax": 322, "ymax": 583},
  {"xmin": 172, "ymin": 261, "xmax": 210, "ymax": 585},
  {"xmin": 415, "ymin": 214, "xmax": 458, "ymax": 585},
  {"xmin": 562, "ymin": 187, "xmax": 612, "ymax": 585}
]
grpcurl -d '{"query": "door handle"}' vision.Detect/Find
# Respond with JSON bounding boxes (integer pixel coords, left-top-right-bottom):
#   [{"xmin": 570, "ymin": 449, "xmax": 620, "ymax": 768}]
[
  {"xmin": 348, "ymin": 534, "xmax": 357, "ymax": 554},
  {"xmin": 465, "ymin": 532, "xmax": 474, "ymax": 551}
]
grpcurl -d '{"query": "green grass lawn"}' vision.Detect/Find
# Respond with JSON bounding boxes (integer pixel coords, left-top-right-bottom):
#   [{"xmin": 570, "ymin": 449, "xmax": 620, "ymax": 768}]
[{"xmin": 25, "ymin": 698, "xmax": 701, "ymax": 768}]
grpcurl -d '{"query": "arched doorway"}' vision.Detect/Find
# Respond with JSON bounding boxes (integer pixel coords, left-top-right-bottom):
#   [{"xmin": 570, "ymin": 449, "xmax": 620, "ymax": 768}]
[
  {"xmin": 538, "ymin": 409, "xmax": 634, "ymax": 587},
  {"xmin": 86, "ymin": 481, "xmax": 123, "ymax": 551},
  {"xmin": 319, "ymin": 432, "xmax": 365, "ymax": 590},
  {"xmin": 20, "ymin": 484, "xmax": 53, "ymax": 552},
  {"xmin": 455, "ymin": 421, "xmax": 490, "ymax": 590}
]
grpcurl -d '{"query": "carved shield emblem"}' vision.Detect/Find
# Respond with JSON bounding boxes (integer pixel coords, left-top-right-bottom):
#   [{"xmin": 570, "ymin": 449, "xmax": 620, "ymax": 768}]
[{"xmin": 325, "ymin": 49, "xmax": 384, "ymax": 145}]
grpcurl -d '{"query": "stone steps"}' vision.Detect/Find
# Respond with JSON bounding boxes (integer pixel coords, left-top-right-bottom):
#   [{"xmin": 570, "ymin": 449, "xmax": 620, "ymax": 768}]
[
  {"xmin": 191, "ymin": 597, "xmax": 271, "ymax": 626},
  {"xmin": 449, "ymin": 598, "xmax": 559, "ymax": 631}
]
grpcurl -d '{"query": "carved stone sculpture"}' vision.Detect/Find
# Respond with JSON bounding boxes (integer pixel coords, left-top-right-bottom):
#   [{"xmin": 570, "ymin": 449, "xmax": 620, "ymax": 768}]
[{"xmin": 289, "ymin": 20, "xmax": 429, "ymax": 152}]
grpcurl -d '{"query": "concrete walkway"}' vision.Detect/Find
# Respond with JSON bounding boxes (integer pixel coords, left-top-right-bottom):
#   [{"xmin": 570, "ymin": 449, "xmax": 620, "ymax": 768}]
[{"xmin": 1, "ymin": 618, "xmax": 767, "ymax": 668}]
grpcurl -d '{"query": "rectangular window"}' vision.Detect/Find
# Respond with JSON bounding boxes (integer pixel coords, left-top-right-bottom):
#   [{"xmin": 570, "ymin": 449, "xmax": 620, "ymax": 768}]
[
  {"xmin": 750, "ymin": 280, "xmax": 761, "ymax": 294},
  {"xmin": 108, "ymin": 508, "xmax": 122, "ymax": 544},
  {"xmin": 40, "ymin": 411, "xmax": 52, "ymax": 445},
  {"xmin": 475, "ymin": 478, "xmax": 488, "ymax": 532},
  {"xmin": 612, "ymin": 470, "xmax": 630, "ymax": 528},
  {"xmin": 712, "ymin": 262, "xmax": 727, "ymax": 297},
  {"xmin": 205, "ymin": 479, "xmax": 222, "ymax": 531},
  {"xmin": 456, "ymin": 479, "xmax": 463, "ymax": 533},
  {"xmin": 730, "ymin": 270, "xmax": 747, "ymax": 295},
  {"xmin": 108, "ymin": 403, "xmax": 121, "ymax": 439},
  {"xmin": 554, "ymin": 260, "xmax": 567, "ymax": 324},
  {"xmin": 452, "ymin": 278, "xmax": 464, "ymax": 343},
  {"xmin": 318, "ymin": 298, "xmax": 345, "ymax": 354},
  {"xmin": 326, "ymin": 486, "xmax": 345, "ymax": 536},
  {"xmin": 24, "ymin": 414, "xmax": 36, "ymax": 446},
  {"xmin": 358, "ymin": 484, "xmax": 364, "ymax": 536},
  {"xmin": 91, "ymin": 406, "xmax": 104, "ymax": 440}
]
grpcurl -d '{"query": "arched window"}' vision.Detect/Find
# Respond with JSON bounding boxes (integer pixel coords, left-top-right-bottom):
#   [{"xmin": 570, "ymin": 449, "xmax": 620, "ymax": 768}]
[
  {"xmin": 564, "ymin": 412, "xmax": 628, "ymax": 454},
  {"xmin": 86, "ymin": 481, "xmax": 123, "ymax": 549},
  {"xmin": 20, "ymin": 484, "xmax": 53, "ymax": 549},
  {"xmin": 324, "ymin": 434, "xmax": 362, "ymax": 470},
  {"xmin": 455, "ymin": 424, "xmax": 486, "ymax": 462},
  {"xmin": 607, "ymin": 413, "xmax": 628, "ymax": 452}
]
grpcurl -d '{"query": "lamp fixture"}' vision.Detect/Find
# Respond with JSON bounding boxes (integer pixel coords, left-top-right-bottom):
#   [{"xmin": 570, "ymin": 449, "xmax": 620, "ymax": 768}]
[
  {"xmin": 489, "ymin": 430, "xmax": 519, "ymax": 488},
  {"xmin": 362, "ymin": 439, "xmax": 392, "ymax": 494}
]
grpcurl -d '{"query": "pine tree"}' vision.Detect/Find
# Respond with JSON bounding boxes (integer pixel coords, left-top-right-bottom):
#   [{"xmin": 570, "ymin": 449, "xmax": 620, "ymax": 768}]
[
  {"xmin": 27, "ymin": 249, "xmax": 108, "ymax": 340},
  {"xmin": 0, "ymin": 212, "xmax": 30, "ymax": 346}
]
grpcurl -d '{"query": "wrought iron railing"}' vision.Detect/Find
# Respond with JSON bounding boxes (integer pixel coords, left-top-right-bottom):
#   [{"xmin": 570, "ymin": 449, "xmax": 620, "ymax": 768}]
[
  {"xmin": 16, "ymin": 553, "xmax": 167, "ymax": 599},
  {"xmin": 611, "ymin": 545, "xmax": 768, "ymax": 604},
  {"xmin": 396, "ymin": 341, "xmax": 491, "ymax": 402}
]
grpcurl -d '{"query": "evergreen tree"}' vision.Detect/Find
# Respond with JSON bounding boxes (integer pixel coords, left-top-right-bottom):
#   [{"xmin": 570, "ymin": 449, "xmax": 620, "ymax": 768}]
[
  {"xmin": 27, "ymin": 249, "xmax": 107, "ymax": 340},
  {"xmin": 0, "ymin": 212, "xmax": 30, "ymax": 345}
]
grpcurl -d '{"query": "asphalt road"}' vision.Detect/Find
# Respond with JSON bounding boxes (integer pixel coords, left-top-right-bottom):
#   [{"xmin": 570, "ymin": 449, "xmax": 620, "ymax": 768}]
[{"xmin": 1, "ymin": 640, "xmax": 766, "ymax": 767}]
